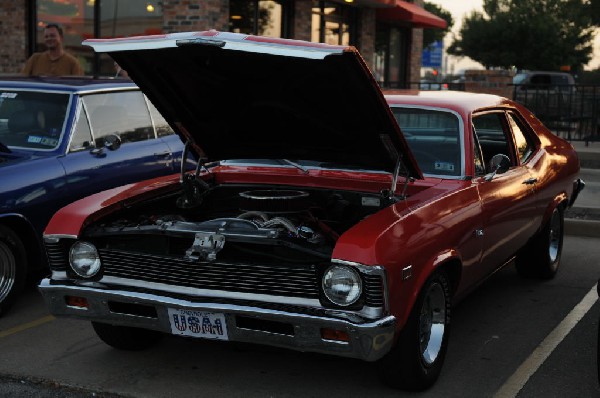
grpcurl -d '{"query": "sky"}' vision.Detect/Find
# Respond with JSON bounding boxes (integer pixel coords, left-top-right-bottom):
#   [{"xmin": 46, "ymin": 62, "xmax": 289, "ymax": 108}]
[{"xmin": 426, "ymin": 0, "xmax": 600, "ymax": 74}]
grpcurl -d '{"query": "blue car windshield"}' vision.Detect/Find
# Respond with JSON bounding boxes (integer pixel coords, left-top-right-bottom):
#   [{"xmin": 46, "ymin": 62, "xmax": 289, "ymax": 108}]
[{"xmin": 0, "ymin": 89, "xmax": 70, "ymax": 151}]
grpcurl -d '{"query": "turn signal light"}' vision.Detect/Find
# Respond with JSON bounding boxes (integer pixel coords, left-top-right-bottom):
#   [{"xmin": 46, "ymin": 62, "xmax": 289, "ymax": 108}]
[
  {"xmin": 65, "ymin": 296, "xmax": 89, "ymax": 309},
  {"xmin": 321, "ymin": 328, "xmax": 350, "ymax": 342}
]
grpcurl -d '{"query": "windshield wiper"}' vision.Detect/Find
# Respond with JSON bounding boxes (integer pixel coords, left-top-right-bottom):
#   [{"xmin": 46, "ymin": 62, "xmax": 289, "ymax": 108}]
[{"xmin": 281, "ymin": 159, "xmax": 309, "ymax": 174}]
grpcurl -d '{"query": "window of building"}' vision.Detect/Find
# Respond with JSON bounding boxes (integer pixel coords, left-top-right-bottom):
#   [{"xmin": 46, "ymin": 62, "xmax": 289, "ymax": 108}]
[
  {"xmin": 311, "ymin": 1, "xmax": 357, "ymax": 45},
  {"xmin": 229, "ymin": 0, "xmax": 289, "ymax": 37},
  {"xmin": 374, "ymin": 25, "xmax": 409, "ymax": 88},
  {"xmin": 35, "ymin": 0, "xmax": 163, "ymax": 76}
]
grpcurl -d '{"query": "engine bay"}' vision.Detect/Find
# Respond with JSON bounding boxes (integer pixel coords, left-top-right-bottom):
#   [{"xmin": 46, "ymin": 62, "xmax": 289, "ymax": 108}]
[{"xmin": 83, "ymin": 184, "xmax": 390, "ymax": 263}]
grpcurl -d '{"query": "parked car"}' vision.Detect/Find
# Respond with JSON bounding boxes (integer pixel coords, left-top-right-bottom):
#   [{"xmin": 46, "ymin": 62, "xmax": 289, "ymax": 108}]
[
  {"xmin": 513, "ymin": 70, "xmax": 576, "ymax": 92},
  {"xmin": 0, "ymin": 76, "xmax": 186, "ymax": 315},
  {"xmin": 419, "ymin": 79, "xmax": 448, "ymax": 91},
  {"xmin": 512, "ymin": 71, "xmax": 579, "ymax": 135},
  {"xmin": 39, "ymin": 32, "xmax": 584, "ymax": 391}
]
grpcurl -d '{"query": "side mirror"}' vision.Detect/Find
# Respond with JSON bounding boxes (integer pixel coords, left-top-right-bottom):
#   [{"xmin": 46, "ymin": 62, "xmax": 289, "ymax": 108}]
[
  {"xmin": 104, "ymin": 134, "xmax": 122, "ymax": 151},
  {"xmin": 90, "ymin": 134, "xmax": 121, "ymax": 156},
  {"xmin": 484, "ymin": 154, "xmax": 511, "ymax": 182}
]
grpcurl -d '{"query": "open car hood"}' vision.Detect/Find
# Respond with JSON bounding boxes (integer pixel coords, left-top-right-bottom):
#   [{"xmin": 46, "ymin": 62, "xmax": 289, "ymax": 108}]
[{"xmin": 84, "ymin": 31, "xmax": 421, "ymax": 178}]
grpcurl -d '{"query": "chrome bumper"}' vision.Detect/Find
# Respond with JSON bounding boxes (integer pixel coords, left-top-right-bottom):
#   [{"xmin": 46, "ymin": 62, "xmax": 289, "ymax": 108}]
[
  {"xmin": 39, "ymin": 279, "xmax": 396, "ymax": 362},
  {"xmin": 569, "ymin": 178, "xmax": 585, "ymax": 207}
]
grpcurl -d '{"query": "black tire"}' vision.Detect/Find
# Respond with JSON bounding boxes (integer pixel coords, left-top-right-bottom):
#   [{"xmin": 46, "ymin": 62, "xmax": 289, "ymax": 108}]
[
  {"xmin": 92, "ymin": 322, "xmax": 163, "ymax": 351},
  {"xmin": 515, "ymin": 206, "xmax": 564, "ymax": 279},
  {"xmin": 378, "ymin": 271, "xmax": 451, "ymax": 391},
  {"xmin": 0, "ymin": 225, "xmax": 27, "ymax": 317}
]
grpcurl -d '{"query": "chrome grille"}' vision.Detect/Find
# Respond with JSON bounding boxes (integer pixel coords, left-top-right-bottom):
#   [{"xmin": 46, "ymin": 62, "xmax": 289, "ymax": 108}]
[
  {"xmin": 45, "ymin": 241, "xmax": 385, "ymax": 308},
  {"xmin": 44, "ymin": 240, "xmax": 74, "ymax": 271},
  {"xmin": 363, "ymin": 274, "xmax": 385, "ymax": 307},
  {"xmin": 99, "ymin": 249, "xmax": 321, "ymax": 299}
]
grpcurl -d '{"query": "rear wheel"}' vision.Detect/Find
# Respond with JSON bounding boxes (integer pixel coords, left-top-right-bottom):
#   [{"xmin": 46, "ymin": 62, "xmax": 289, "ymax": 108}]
[
  {"xmin": 516, "ymin": 206, "xmax": 564, "ymax": 279},
  {"xmin": 92, "ymin": 322, "xmax": 163, "ymax": 350},
  {"xmin": 0, "ymin": 225, "xmax": 26, "ymax": 316},
  {"xmin": 379, "ymin": 271, "xmax": 451, "ymax": 391}
]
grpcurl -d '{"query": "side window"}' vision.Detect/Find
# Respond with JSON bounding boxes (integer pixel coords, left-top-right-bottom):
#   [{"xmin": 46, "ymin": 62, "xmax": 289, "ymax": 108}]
[
  {"xmin": 69, "ymin": 106, "xmax": 93, "ymax": 152},
  {"xmin": 147, "ymin": 100, "xmax": 175, "ymax": 137},
  {"xmin": 507, "ymin": 112, "xmax": 535, "ymax": 164},
  {"xmin": 472, "ymin": 112, "xmax": 515, "ymax": 172},
  {"xmin": 472, "ymin": 130, "xmax": 485, "ymax": 176},
  {"xmin": 84, "ymin": 91, "xmax": 155, "ymax": 147}
]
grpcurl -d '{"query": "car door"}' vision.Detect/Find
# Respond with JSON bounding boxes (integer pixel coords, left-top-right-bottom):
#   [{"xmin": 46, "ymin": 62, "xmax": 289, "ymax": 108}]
[
  {"xmin": 58, "ymin": 90, "xmax": 176, "ymax": 201},
  {"xmin": 146, "ymin": 98, "xmax": 186, "ymax": 166},
  {"xmin": 472, "ymin": 110, "xmax": 539, "ymax": 274}
]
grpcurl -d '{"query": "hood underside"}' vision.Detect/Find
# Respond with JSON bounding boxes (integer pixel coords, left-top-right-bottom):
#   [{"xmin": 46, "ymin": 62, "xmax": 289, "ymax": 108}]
[{"xmin": 84, "ymin": 31, "xmax": 421, "ymax": 178}]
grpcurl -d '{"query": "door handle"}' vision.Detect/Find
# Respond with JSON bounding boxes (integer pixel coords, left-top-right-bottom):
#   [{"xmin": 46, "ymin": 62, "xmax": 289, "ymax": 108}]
[
  {"xmin": 154, "ymin": 151, "xmax": 172, "ymax": 158},
  {"xmin": 522, "ymin": 177, "xmax": 537, "ymax": 185}
]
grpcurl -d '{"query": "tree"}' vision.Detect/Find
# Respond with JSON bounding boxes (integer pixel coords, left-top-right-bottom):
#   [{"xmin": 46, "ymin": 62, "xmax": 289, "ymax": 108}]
[
  {"xmin": 590, "ymin": 0, "xmax": 600, "ymax": 25},
  {"xmin": 447, "ymin": 0, "xmax": 595, "ymax": 71},
  {"xmin": 423, "ymin": 3, "xmax": 454, "ymax": 48}
]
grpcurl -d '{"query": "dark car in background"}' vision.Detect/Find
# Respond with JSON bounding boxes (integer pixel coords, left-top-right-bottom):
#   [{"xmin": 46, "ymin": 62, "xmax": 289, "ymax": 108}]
[{"xmin": 0, "ymin": 76, "xmax": 185, "ymax": 315}]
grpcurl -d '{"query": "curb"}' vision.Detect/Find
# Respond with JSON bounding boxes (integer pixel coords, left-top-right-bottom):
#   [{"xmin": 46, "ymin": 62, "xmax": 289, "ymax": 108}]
[{"xmin": 565, "ymin": 218, "xmax": 600, "ymax": 238}]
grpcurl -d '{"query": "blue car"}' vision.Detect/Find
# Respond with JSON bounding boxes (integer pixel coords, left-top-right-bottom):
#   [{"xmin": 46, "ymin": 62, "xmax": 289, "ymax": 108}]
[{"xmin": 0, "ymin": 76, "xmax": 185, "ymax": 314}]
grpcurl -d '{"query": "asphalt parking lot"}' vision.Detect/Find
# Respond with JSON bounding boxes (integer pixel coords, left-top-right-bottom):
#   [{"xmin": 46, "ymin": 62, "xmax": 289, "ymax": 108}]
[{"xmin": 0, "ymin": 234, "xmax": 599, "ymax": 398}]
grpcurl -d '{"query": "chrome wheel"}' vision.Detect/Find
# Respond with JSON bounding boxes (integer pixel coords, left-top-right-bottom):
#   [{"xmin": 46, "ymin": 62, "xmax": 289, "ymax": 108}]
[
  {"xmin": 0, "ymin": 241, "xmax": 17, "ymax": 304},
  {"xmin": 419, "ymin": 281, "xmax": 447, "ymax": 366},
  {"xmin": 548, "ymin": 209, "xmax": 562, "ymax": 264}
]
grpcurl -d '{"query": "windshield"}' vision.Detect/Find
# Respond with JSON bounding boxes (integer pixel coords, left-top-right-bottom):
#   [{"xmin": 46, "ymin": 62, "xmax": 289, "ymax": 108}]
[
  {"xmin": 0, "ymin": 89, "xmax": 70, "ymax": 151},
  {"xmin": 391, "ymin": 106, "xmax": 463, "ymax": 177}
]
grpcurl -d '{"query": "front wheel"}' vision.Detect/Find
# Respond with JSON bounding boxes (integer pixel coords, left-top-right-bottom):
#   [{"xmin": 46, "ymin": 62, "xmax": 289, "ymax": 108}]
[
  {"xmin": 378, "ymin": 271, "xmax": 451, "ymax": 391},
  {"xmin": 0, "ymin": 225, "xmax": 27, "ymax": 316},
  {"xmin": 92, "ymin": 322, "xmax": 163, "ymax": 350},
  {"xmin": 516, "ymin": 206, "xmax": 564, "ymax": 279}
]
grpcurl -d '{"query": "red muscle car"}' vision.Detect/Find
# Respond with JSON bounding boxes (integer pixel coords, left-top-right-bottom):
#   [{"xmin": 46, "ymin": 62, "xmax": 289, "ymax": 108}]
[{"xmin": 38, "ymin": 31, "xmax": 584, "ymax": 391}]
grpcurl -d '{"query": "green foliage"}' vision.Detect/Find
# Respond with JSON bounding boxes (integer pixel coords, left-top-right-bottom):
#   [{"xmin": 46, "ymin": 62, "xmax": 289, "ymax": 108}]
[
  {"xmin": 423, "ymin": 3, "xmax": 454, "ymax": 48},
  {"xmin": 579, "ymin": 68, "xmax": 600, "ymax": 84},
  {"xmin": 448, "ymin": 0, "xmax": 595, "ymax": 71}
]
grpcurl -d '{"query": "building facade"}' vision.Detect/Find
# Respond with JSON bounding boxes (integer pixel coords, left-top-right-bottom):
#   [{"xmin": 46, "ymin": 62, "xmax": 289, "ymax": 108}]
[{"xmin": 0, "ymin": 0, "xmax": 445, "ymax": 88}]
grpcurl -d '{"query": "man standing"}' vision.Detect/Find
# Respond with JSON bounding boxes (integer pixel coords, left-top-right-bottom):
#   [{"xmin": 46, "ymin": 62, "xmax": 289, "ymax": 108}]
[{"xmin": 22, "ymin": 24, "xmax": 84, "ymax": 76}]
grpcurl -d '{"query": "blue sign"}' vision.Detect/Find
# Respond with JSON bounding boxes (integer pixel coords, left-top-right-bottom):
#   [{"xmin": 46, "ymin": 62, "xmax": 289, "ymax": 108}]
[{"xmin": 422, "ymin": 41, "xmax": 443, "ymax": 68}]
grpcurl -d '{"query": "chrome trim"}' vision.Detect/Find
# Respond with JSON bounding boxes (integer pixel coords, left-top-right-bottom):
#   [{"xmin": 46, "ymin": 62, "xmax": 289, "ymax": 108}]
[
  {"xmin": 99, "ymin": 276, "xmax": 321, "ymax": 307},
  {"xmin": 331, "ymin": 259, "xmax": 389, "ymax": 315},
  {"xmin": 331, "ymin": 259, "xmax": 385, "ymax": 275},
  {"xmin": 402, "ymin": 265, "xmax": 412, "ymax": 281},
  {"xmin": 39, "ymin": 278, "xmax": 396, "ymax": 362},
  {"xmin": 44, "ymin": 234, "xmax": 78, "ymax": 242},
  {"xmin": 568, "ymin": 178, "xmax": 585, "ymax": 208}
]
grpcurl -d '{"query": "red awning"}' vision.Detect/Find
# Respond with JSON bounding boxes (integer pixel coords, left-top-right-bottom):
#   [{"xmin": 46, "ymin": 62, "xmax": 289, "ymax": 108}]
[{"xmin": 376, "ymin": 0, "xmax": 447, "ymax": 29}]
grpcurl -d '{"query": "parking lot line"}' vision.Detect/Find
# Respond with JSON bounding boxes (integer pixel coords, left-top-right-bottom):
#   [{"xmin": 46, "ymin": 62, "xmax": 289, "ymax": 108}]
[
  {"xmin": 493, "ymin": 285, "xmax": 598, "ymax": 398},
  {"xmin": 0, "ymin": 315, "xmax": 55, "ymax": 339}
]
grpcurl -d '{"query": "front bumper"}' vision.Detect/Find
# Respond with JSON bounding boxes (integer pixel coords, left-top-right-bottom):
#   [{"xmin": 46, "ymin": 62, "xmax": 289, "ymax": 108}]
[{"xmin": 39, "ymin": 279, "xmax": 396, "ymax": 362}]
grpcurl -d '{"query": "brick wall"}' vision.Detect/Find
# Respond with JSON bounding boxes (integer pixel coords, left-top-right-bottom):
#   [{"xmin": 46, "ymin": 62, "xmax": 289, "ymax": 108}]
[
  {"xmin": 408, "ymin": 0, "xmax": 424, "ymax": 84},
  {"xmin": 162, "ymin": 0, "xmax": 229, "ymax": 33},
  {"xmin": 0, "ymin": 0, "xmax": 28, "ymax": 74},
  {"xmin": 293, "ymin": 0, "xmax": 312, "ymax": 41},
  {"xmin": 409, "ymin": 28, "xmax": 423, "ymax": 84},
  {"xmin": 358, "ymin": 9, "xmax": 376, "ymax": 68}
]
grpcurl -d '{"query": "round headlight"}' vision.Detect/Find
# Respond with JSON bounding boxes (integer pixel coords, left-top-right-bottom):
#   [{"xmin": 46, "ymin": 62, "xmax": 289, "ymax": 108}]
[
  {"xmin": 69, "ymin": 241, "xmax": 101, "ymax": 278},
  {"xmin": 322, "ymin": 265, "xmax": 362, "ymax": 306}
]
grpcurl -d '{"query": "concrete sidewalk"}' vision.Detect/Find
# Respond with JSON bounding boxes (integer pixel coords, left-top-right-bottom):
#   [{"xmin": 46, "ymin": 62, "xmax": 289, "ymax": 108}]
[{"xmin": 565, "ymin": 141, "xmax": 600, "ymax": 238}]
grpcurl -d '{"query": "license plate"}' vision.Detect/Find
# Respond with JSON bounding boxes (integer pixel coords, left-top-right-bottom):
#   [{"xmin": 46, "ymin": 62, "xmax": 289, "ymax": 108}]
[{"xmin": 167, "ymin": 308, "xmax": 228, "ymax": 340}]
